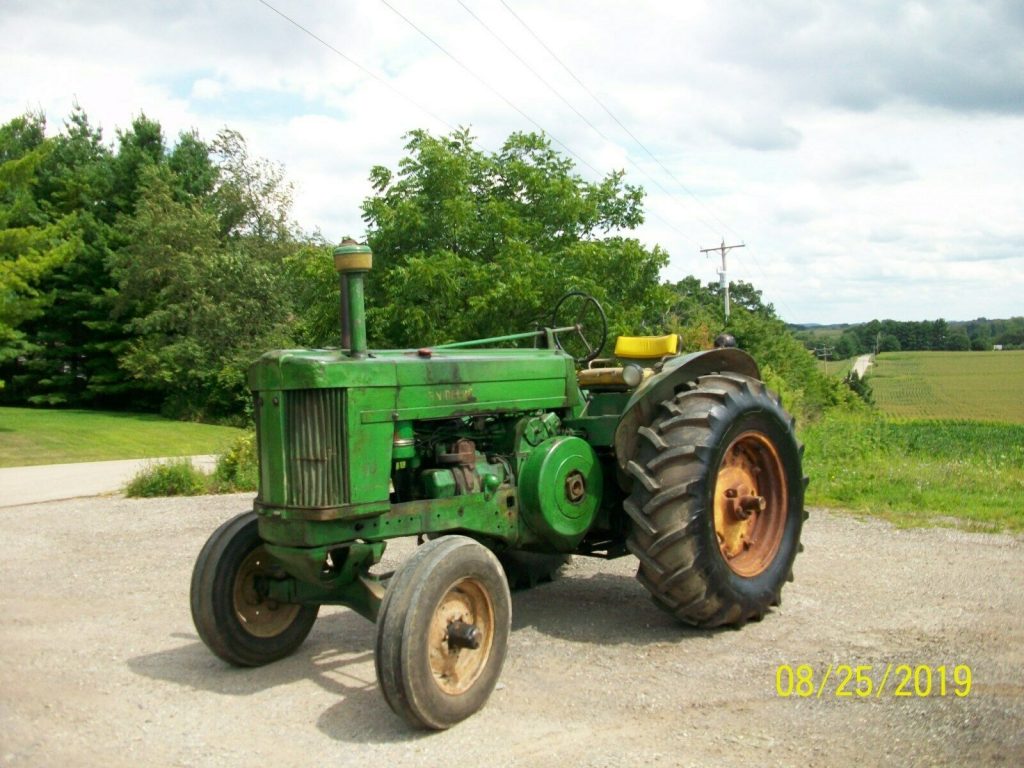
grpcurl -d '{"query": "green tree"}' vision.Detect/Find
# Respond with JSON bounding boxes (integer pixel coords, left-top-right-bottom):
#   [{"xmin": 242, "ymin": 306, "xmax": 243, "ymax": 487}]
[
  {"xmin": 879, "ymin": 333, "xmax": 901, "ymax": 352},
  {"xmin": 211, "ymin": 129, "xmax": 293, "ymax": 242},
  {"xmin": 944, "ymin": 326, "xmax": 970, "ymax": 351},
  {"xmin": 0, "ymin": 141, "xmax": 76, "ymax": 388},
  {"xmin": 10, "ymin": 107, "xmax": 127, "ymax": 405},
  {"xmin": 110, "ymin": 165, "xmax": 294, "ymax": 420},
  {"xmin": 110, "ymin": 114, "xmax": 165, "ymax": 216},
  {"xmin": 835, "ymin": 331, "xmax": 861, "ymax": 359},
  {"xmin": 168, "ymin": 130, "xmax": 217, "ymax": 201},
  {"xmin": 355, "ymin": 128, "xmax": 670, "ymax": 348},
  {"xmin": 665, "ymin": 278, "xmax": 857, "ymax": 421}
]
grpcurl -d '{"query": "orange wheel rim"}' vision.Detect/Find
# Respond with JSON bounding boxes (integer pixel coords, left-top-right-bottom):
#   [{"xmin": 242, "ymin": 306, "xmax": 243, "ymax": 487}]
[
  {"xmin": 713, "ymin": 431, "xmax": 788, "ymax": 577},
  {"xmin": 428, "ymin": 577, "xmax": 495, "ymax": 696}
]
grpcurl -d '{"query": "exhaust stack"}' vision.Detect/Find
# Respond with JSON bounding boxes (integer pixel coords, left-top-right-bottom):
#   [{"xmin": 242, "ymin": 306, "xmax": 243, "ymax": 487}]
[{"xmin": 333, "ymin": 238, "xmax": 373, "ymax": 359}]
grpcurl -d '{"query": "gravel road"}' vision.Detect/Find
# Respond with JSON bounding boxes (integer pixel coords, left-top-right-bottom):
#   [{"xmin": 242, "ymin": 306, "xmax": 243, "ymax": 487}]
[
  {"xmin": 1, "ymin": 494, "xmax": 1022, "ymax": 767},
  {"xmin": 852, "ymin": 354, "xmax": 873, "ymax": 378}
]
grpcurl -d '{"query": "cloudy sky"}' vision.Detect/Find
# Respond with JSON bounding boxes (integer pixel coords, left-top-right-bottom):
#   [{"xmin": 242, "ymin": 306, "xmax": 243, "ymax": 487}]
[{"xmin": 2, "ymin": 0, "xmax": 1022, "ymax": 324}]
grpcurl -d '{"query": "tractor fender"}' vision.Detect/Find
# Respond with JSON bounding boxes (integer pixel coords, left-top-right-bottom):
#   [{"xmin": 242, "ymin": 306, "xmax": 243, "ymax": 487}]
[{"xmin": 613, "ymin": 347, "xmax": 761, "ymax": 469}]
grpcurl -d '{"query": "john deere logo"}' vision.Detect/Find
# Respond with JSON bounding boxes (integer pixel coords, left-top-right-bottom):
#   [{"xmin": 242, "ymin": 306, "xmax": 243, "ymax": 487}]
[{"xmin": 430, "ymin": 387, "xmax": 474, "ymax": 403}]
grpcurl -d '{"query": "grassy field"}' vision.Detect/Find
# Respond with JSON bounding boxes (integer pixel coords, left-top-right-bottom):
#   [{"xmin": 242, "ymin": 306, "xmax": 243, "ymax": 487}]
[
  {"xmin": 815, "ymin": 356, "xmax": 854, "ymax": 378},
  {"xmin": 868, "ymin": 350, "xmax": 1024, "ymax": 423},
  {"xmin": 802, "ymin": 412, "xmax": 1024, "ymax": 532},
  {"xmin": 0, "ymin": 407, "xmax": 244, "ymax": 467}
]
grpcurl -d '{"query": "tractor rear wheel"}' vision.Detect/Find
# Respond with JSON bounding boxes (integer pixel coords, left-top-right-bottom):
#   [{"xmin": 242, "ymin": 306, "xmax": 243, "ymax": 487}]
[
  {"xmin": 375, "ymin": 536, "xmax": 511, "ymax": 729},
  {"xmin": 624, "ymin": 373, "xmax": 807, "ymax": 627},
  {"xmin": 191, "ymin": 511, "xmax": 319, "ymax": 666}
]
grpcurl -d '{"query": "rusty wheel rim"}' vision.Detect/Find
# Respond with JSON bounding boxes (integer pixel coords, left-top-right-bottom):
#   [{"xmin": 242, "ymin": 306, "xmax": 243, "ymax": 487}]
[
  {"xmin": 428, "ymin": 577, "xmax": 495, "ymax": 696},
  {"xmin": 232, "ymin": 547, "xmax": 301, "ymax": 638},
  {"xmin": 713, "ymin": 431, "xmax": 788, "ymax": 577}
]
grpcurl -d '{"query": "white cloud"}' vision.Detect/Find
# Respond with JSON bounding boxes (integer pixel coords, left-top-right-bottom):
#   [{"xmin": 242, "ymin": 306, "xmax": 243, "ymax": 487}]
[
  {"xmin": 190, "ymin": 78, "xmax": 224, "ymax": 101},
  {"xmin": 0, "ymin": 0, "xmax": 1021, "ymax": 323}
]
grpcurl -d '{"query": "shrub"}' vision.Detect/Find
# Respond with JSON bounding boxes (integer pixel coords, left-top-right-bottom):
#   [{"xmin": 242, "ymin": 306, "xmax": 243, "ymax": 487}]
[
  {"xmin": 125, "ymin": 459, "xmax": 208, "ymax": 497},
  {"xmin": 844, "ymin": 370, "xmax": 875, "ymax": 405},
  {"xmin": 211, "ymin": 432, "xmax": 258, "ymax": 492}
]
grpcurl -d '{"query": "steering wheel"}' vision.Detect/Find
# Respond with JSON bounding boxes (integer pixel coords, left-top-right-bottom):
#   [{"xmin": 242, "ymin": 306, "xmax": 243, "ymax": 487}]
[{"xmin": 550, "ymin": 291, "xmax": 608, "ymax": 365}]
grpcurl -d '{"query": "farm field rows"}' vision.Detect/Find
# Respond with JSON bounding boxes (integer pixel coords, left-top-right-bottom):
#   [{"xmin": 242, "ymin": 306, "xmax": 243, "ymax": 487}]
[{"xmin": 868, "ymin": 350, "xmax": 1024, "ymax": 423}]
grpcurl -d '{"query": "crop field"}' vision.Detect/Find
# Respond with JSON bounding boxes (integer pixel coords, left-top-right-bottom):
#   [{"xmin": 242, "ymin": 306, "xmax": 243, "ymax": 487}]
[
  {"xmin": 868, "ymin": 350, "xmax": 1024, "ymax": 423},
  {"xmin": 802, "ymin": 412, "xmax": 1024, "ymax": 531}
]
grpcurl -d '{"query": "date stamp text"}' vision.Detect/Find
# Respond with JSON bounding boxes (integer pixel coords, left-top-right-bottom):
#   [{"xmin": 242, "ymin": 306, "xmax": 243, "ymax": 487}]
[{"xmin": 775, "ymin": 663, "xmax": 972, "ymax": 698}]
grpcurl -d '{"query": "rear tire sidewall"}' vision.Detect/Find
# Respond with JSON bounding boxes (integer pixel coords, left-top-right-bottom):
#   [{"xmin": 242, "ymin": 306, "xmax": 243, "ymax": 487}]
[{"xmin": 701, "ymin": 406, "xmax": 804, "ymax": 606}]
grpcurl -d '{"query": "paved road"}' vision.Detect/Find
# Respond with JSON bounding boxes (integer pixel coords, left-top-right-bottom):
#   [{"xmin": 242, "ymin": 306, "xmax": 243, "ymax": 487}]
[{"xmin": 0, "ymin": 455, "xmax": 217, "ymax": 507}]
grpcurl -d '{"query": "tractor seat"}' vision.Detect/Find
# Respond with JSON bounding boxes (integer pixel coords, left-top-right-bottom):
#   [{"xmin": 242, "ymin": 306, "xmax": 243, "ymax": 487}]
[{"xmin": 613, "ymin": 334, "xmax": 681, "ymax": 359}]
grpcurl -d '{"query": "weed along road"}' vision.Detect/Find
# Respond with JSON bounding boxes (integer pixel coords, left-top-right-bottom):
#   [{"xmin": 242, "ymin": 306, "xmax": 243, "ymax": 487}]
[{"xmin": 1, "ymin": 494, "xmax": 1021, "ymax": 766}]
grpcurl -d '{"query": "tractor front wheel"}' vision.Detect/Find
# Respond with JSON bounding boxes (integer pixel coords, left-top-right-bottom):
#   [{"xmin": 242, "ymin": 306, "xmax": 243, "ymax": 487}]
[
  {"xmin": 190, "ymin": 511, "xmax": 319, "ymax": 666},
  {"xmin": 624, "ymin": 373, "xmax": 807, "ymax": 627},
  {"xmin": 375, "ymin": 536, "xmax": 511, "ymax": 729}
]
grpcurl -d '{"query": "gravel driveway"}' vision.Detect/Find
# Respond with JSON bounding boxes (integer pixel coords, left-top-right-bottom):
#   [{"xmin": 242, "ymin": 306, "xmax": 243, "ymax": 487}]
[{"xmin": 1, "ymin": 494, "xmax": 1021, "ymax": 767}]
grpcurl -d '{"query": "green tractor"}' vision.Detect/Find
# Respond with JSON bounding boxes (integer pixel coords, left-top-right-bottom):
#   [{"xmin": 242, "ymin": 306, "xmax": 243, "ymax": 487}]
[{"xmin": 191, "ymin": 239, "xmax": 807, "ymax": 729}]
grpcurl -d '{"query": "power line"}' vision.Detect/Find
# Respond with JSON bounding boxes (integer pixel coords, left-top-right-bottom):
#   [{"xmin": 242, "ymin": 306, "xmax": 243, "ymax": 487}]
[
  {"xmin": 258, "ymin": 0, "xmax": 800, "ymax": 319},
  {"xmin": 456, "ymin": 0, "xmax": 610, "ymax": 148},
  {"xmin": 495, "ymin": 3, "xmax": 805, "ymax": 321},
  {"xmin": 254, "ymin": 1, "xmax": 692, "ymax": 245},
  {"xmin": 254, "ymin": 0, "xmax": 458, "ymax": 134},
  {"xmin": 379, "ymin": 0, "xmax": 603, "ymax": 177},
  {"xmin": 251, "ymin": 0, "xmax": 456, "ymax": 134},
  {"xmin": 499, "ymin": 0, "xmax": 742, "ymax": 242},
  {"xmin": 455, "ymin": 0, "xmax": 697, "ymax": 244},
  {"xmin": 719, "ymin": 242, "xmax": 799, "ymax": 321}
]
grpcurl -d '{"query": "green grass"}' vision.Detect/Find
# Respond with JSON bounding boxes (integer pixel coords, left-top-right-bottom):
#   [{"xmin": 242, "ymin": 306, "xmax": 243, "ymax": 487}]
[
  {"xmin": 815, "ymin": 356, "xmax": 854, "ymax": 378},
  {"xmin": 802, "ymin": 411, "xmax": 1024, "ymax": 532},
  {"xmin": 0, "ymin": 407, "xmax": 244, "ymax": 467},
  {"xmin": 869, "ymin": 350, "xmax": 1024, "ymax": 423}
]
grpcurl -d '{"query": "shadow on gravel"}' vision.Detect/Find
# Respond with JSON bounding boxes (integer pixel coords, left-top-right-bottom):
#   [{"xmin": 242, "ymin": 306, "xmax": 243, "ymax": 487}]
[
  {"xmin": 128, "ymin": 610, "xmax": 374, "ymax": 695},
  {"xmin": 127, "ymin": 571, "xmax": 724, "ymax": 744},
  {"xmin": 512, "ymin": 571, "xmax": 719, "ymax": 645},
  {"xmin": 127, "ymin": 610, "xmax": 422, "ymax": 743}
]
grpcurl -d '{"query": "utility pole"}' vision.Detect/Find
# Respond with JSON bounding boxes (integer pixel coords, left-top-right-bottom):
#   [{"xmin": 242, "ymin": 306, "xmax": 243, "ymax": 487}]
[
  {"xmin": 700, "ymin": 240, "xmax": 745, "ymax": 323},
  {"xmin": 815, "ymin": 345, "xmax": 835, "ymax": 376}
]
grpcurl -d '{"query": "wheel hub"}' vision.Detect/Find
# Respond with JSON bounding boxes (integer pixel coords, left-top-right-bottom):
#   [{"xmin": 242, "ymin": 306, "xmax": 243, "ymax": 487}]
[
  {"xmin": 428, "ymin": 578, "xmax": 495, "ymax": 696},
  {"xmin": 713, "ymin": 431, "xmax": 788, "ymax": 577},
  {"xmin": 564, "ymin": 471, "xmax": 586, "ymax": 503},
  {"xmin": 446, "ymin": 620, "xmax": 482, "ymax": 650},
  {"xmin": 232, "ymin": 547, "xmax": 301, "ymax": 638}
]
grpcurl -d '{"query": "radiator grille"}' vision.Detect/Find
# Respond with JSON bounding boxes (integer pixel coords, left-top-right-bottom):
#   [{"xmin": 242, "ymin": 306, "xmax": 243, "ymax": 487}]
[{"xmin": 285, "ymin": 389, "xmax": 346, "ymax": 507}]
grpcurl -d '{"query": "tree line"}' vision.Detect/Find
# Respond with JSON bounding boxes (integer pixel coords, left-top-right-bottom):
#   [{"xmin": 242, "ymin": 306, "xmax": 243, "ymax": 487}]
[
  {"xmin": 797, "ymin": 316, "xmax": 1024, "ymax": 360},
  {"xmin": 1, "ymin": 109, "xmax": 853, "ymax": 423}
]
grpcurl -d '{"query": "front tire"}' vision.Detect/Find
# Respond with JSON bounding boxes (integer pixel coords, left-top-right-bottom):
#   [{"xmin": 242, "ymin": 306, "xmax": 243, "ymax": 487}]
[
  {"xmin": 190, "ymin": 511, "xmax": 319, "ymax": 666},
  {"xmin": 624, "ymin": 373, "xmax": 807, "ymax": 627},
  {"xmin": 375, "ymin": 536, "xmax": 511, "ymax": 729}
]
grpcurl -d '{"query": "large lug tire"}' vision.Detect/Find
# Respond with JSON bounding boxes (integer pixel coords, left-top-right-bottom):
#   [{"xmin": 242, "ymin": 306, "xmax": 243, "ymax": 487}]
[
  {"xmin": 624, "ymin": 373, "xmax": 808, "ymax": 628},
  {"xmin": 375, "ymin": 536, "xmax": 512, "ymax": 730},
  {"xmin": 190, "ymin": 511, "xmax": 319, "ymax": 666},
  {"xmin": 497, "ymin": 550, "xmax": 571, "ymax": 591}
]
